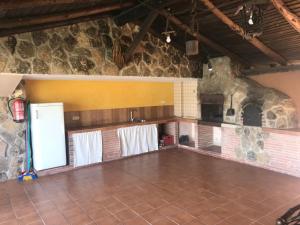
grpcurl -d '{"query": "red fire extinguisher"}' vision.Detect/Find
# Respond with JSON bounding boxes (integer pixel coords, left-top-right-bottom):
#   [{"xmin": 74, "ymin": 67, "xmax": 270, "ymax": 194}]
[{"xmin": 8, "ymin": 98, "xmax": 26, "ymax": 123}]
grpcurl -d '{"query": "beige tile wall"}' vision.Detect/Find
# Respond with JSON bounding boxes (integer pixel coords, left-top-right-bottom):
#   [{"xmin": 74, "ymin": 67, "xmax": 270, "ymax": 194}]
[
  {"xmin": 174, "ymin": 81, "xmax": 182, "ymax": 117},
  {"xmin": 174, "ymin": 79, "xmax": 199, "ymax": 118}
]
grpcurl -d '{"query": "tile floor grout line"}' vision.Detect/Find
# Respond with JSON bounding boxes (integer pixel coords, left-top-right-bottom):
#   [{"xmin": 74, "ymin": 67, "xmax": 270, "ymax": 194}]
[
  {"xmin": 23, "ymin": 183, "xmax": 47, "ymax": 225},
  {"xmin": 112, "ymin": 195, "xmax": 152, "ymax": 225},
  {"xmin": 34, "ymin": 179, "xmax": 76, "ymax": 225},
  {"xmin": 110, "ymin": 166, "xmax": 218, "ymax": 225},
  {"xmin": 2, "ymin": 150, "xmax": 299, "ymax": 225},
  {"xmin": 65, "ymin": 188, "xmax": 123, "ymax": 225},
  {"xmin": 65, "ymin": 191, "xmax": 100, "ymax": 224}
]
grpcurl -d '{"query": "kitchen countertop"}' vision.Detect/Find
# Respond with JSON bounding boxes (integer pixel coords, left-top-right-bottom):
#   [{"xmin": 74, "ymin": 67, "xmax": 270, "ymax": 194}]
[
  {"xmin": 197, "ymin": 120, "xmax": 222, "ymax": 127},
  {"xmin": 262, "ymin": 127, "xmax": 300, "ymax": 136},
  {"xmin": 222, "ymin": 123, "xmax": 300, "ymax": 136},
  {"xmin": 67, "ymin": 117, "xmax": 178, "ymax": 134},
  {"xmin": 67, "ymin": 117, "xmax": 300, "ymax": 136}
]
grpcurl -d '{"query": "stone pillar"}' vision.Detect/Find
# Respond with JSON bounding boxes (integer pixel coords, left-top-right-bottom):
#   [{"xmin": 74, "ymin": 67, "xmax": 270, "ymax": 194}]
[{"xmin": 0, "ymin": 85, "xmax": 26, "ymax": 181}]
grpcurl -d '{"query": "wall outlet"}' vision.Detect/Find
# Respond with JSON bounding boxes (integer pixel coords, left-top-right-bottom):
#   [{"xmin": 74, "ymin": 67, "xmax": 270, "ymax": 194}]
[{"xmin": 72, "ymin": 116, "xmax": 80, "ymax": 121}]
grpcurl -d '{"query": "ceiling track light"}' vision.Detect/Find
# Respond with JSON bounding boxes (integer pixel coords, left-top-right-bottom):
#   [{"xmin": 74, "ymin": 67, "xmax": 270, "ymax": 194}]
[{"xmin": 202, "ymin": 46, "xmax": 213, "ymax": 72}]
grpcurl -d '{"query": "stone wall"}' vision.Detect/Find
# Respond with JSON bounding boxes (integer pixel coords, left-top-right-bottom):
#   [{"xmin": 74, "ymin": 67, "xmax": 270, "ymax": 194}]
[
  {"xmin": 222, "ymin": 124, "xmax": 300, "ymax": 177},
  {"xmin": 0, "ymin": 17, "xmax": 197, "ymax": 182},
  {"xmin": 0, "ymin": 84, "xmax": 26, "ymax": 181},
  {"xmin": 0, "ymin": 18, "xmax": 194, "ymax": 77},
  {"xmin": 199, "ymin": 57, "xmax": 298, "ymax": 129},
  {"xmin": 234, "ymin": 126, "xmax": 270, "ymax": 164}
]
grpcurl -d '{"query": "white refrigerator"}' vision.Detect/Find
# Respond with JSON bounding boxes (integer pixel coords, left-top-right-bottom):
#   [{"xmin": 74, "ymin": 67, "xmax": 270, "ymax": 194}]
[{"xmin": 30, "ymin": 103, "xmax": 67, "ymax": 171}]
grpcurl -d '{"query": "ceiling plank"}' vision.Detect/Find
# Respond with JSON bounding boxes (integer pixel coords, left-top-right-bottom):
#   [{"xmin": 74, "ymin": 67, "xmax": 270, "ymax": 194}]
[
  {"xmin": 159, "ymin": 10, "xmax": 249, "ymax": 67},
  {"xmin": 0, "ymin": 0, "xmax": 102, "ymax": 10},
  {"xmin": 0, "ymin": 2, "xmax": 133, "ymax": 29},
  {"xmin": 199, "ymin": 0, "xmax": 288, "ymax": 66},
  {"xmin": 125, "ymin": 10, "xmax": 159, "ymax": 63},
  {"xmin": 271, "ymin": 0, "xmax": 300, "ymax": 33}
]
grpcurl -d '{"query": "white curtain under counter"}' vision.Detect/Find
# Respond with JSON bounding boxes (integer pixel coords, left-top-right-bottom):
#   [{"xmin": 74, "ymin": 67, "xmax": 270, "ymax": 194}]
[
  {"xmin": 117, "ymin": 124, "xmax": 158, "ymax": 157},
  {"xmin": 72, "ymin": 130, "xmax": 103, "ymax": 167}
]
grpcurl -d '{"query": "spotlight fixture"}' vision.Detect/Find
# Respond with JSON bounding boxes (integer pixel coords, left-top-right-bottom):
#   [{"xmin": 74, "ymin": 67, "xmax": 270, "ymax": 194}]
[
  {"xmin": 208, "ymin": 61, "xmax": 213, "ymax": 72},
  {"xmin": 202, "ymin": 48, "xmax": 213, "ymax": 72}
]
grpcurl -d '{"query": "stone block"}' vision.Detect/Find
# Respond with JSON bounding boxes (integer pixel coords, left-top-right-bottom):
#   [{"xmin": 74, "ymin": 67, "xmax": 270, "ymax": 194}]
[
  {"xmin": 0, "ymin": 172, "xmax": 7, "ymax": 181},
  {"xmin": 18, "ymin": 41, "xmax": 35, "ymax": 59},
  {"xmin": 32, "ymin": 31, "xmax": 49, "ymax": 46},
  {"xmin": 33, "ymin": 58, "xmax": 49, "ymax": 74},
  {"xmin": 0, "ymin": 139, "xmax": 7, "ymax": 158},
  {"xmin": 0, "ymin": 158, "xmax": 8, "ymax": 171}
]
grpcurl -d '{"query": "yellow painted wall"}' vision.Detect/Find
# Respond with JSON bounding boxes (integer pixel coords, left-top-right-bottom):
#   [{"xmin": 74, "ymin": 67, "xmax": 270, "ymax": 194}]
[{"xmin": 25, "ymin": 80, "xmax": 174, "ymax": 112}]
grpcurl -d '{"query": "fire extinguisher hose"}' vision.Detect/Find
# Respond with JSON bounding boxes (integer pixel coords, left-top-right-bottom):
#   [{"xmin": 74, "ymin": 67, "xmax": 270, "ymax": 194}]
[
  {"xmin": 18, "ymin": 101, "xmax": 37, "ymax": 181},
  {"xmin": 7, "ymin": 98, "xmax": 14, "ymax": 118}
]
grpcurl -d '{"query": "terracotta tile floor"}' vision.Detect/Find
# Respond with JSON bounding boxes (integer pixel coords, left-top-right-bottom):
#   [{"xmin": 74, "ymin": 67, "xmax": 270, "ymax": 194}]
[{"xmin": 1, "ymin": 149, "xmax": 300, "ymax": 225}]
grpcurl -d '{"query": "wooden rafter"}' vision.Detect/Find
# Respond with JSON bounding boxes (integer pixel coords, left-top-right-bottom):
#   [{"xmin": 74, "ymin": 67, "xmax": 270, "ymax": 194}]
[
  {"xmin": 0, "ymin": 2, "xmax": 133, "ymax": 29},
  {"xmin": 199, "ymin": 0, "xmax": 288, "ymax": 65},
  {"xmin": 159, "ymin": 10, "xmax": 249, "ymax": 66},
  {"xmin": 125, "ymin": 10, "xmax": 159, "ymax": 63},
  {"xmin": 271, "ymin": 0, "xmax": 300, "ymax": 33}
]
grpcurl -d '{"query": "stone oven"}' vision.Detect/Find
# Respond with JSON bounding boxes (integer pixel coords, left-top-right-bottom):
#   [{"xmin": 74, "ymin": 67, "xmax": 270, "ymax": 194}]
[
  {"xmin": 198, "ymin": 57, "xmax": 298, "ymax": 129},
  {"xmin": 200, "ymin": 94, "xmax": 224, "ymax": 123}
]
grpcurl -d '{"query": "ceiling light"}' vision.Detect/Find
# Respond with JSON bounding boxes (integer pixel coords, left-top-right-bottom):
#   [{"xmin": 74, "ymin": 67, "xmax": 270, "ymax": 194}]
[
  {"xmin": 235, "ymin": 2, "xmax": 264, "ymax": 38},
  {"xmin": 166, "ymin": 34, "xmax": 171, "ymax": 43},
  {"xmin": 162, "ymin": 18, "xmax": 175, "ymax": 44},
  {"xmin": 248, "ymin": 18, "xmax": 254, "ymax": 25},
  {"xmin": 248, "ymin": 11, "xmax": 254, "ymax": 25}
]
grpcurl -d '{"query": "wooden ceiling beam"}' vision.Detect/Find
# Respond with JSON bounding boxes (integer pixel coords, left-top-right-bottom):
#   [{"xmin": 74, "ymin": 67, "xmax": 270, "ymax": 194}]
[
  {"xmin": 159, "ymin": 10, "xmax": 249, "ymax": 67},
  {"xmin": 0, "ymin": 0, "xmax": 102, "ymax": 10},
  {"xmin": 199, "ymin": 0, "xmax": 288, "ymax": 66},
  {"xmin": 271, "ymin": 0, "xmax": 300, "ymax": 33},
  {"xmin": 0, "ymin": 2, "xmax": 133, "ymax": 29},
  {"xmin": 125, "ymin": 10, "xmax": 159, "ymax": 63}
]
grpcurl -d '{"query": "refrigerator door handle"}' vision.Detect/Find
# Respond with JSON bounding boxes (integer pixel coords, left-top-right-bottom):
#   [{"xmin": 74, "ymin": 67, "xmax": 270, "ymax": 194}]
[{"xmin": 36, "ymin": 110, "xmax": 39, "ymax": 120}]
